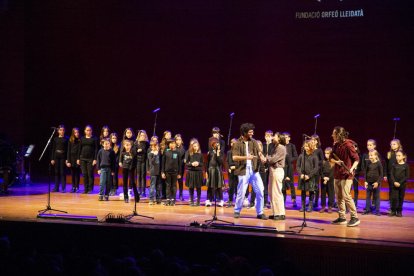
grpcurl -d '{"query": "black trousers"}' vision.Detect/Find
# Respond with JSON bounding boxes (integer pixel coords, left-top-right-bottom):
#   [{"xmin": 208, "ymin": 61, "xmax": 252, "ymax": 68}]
[
  {"xmin": 320, "ymin": 179, "xmax": 335, "ymax": 208},
  {"xmin": 165, "ymin": 173, "xmax": 177, "ymax": 200},
  {"xmin": 207, "ymin": 187, "xmax": 223, "ymax": 201},
  {"xmin": 352, "ymin": 174, "xmax": 359, "ymax": 204},
  {"xmin": 136, "ymin": 161, "xmax": 147, "ymax": 194},
  {"xmin": 189, "ymin": 187, "xmax": 201, "ymax": 202},
  {"xmin": 122, "ymin": 168, "xmax": 138, "ymax": 200},
  {"xmin": 53, "ymin": 158, "xmax": 66, "ymax": 191},
  {"xmin": 70, "ymin": 166, "xmax": 81, "ymax": 189},
  {"xmin": 111, "ymin": 165, "xmax": 119, "ymax": 190},
  {"xmin": 313, "ymin": 175, "xmax": 320, "ymax": 206},
  {"xmin": 81, "ymin": 160, "xmax": 94, "ymax": 192},
  {"xmin": 227, "ymin": 172, "xmax": 238, "ymax": 202},
  {"xmin": 391, "ymin": 183, "xmax": 406, "ymax": 212}
]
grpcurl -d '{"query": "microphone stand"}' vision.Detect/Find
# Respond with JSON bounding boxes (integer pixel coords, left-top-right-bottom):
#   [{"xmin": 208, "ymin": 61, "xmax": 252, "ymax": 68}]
[
  {"xmin": 126, "ymin": 195, "xmax": 154, "ymax": 222},
  {"xmin": 204, "ymin": 152, "xmax": 234, "ymax": 227},
  {"xmin": 393, "ymin": 117, "xmax": 400, "ymax": 139},
  {"xmin": 227, "ymin": 112, "xmax": 235, "ymax": 146},
  {"xmin": 152, "ymin": 108, "xmax": 160, "ymax": 137},
  {"xmin": 290, "ymin": 134, "xmax": 323, "ymax": 233},
  {"xmin": 313, "ymin": 114, "xmax": 320, "ymax": 135},
  {"xmin": 38, "ymin": 128, "xmax": 67, "ymax": 215}
]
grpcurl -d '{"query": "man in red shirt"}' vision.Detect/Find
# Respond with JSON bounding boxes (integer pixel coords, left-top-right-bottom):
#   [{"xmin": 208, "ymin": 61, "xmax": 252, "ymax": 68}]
[{"xmin": 330, "ymin": 126, "xmax": 360, "ymax": 227}]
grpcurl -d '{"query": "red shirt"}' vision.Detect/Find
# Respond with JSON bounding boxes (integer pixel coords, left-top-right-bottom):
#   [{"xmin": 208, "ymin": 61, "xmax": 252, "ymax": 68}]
[{"xmin": 332, "ymin": 139, "xmax": 360, "ymax": 180}]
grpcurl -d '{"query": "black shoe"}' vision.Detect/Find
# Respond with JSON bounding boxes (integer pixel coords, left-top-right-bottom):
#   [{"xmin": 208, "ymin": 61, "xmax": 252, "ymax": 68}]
[
  {"xmin": 87, "ymin": 190, "xmax": 93, "ymax": 194},
  {"xmin": 189, "ymin": 201, "xmax": 195, "ymax": 206},
  {"xmin": 374, "ymin": 211, "xmax": 381, "ymax": 216},
  {"xmin": 234, "ymin": 212, "xmax": 240, "ymax": 218},
  {"xmin": 388, "ymin": 211, "xmax": 396, "ymax": 217},
  {"xmin": 269, "ymin": 215, "xmax": 275, "ymax": 219},
  {"xmin": 274, "ymin": 215, "xmax": 286, "ymax": 220},
  {"xmin": 179, "ymin": 195, "xmax": 184, "ymax": 201},
  {"xmin": 104, "ymin": 196, "xmax": 109, "ymax": 201},
  {"xmin": 109, "ymin": 190, "xmax": 115, "ymax": 196},
  {"xmin": 347, "ymin": 217, "xmax": 360, "ymax": 227},
  {"xmin": 307, "ymin": 206, "xmax": 313, "ymax": 212},
  {"xmin": 226, "ymin": 201, "xmax": 233, "ymax": 208},
  {"xmin": 52, "ymin": 189, "xmax": 59, "ymax": 192},
  {"xmin": 83, "ymin": 190, "xmax": 88, "ymax": 194},
  {"xmin": 257, "ymin": 214, "xmax": 268, "ymax": 220},
  {"xmin": 98, "ymin": 196, "xmax": 103, "ymax": 201},
  {"xmin": 396, "ymin": 212, "xmax": 403, "ymax": 217},
  {"xmin": 71, "ymin": 188, "xmax": 75, "ymax": 193},
  {"xmin": 332, "ymin": 217, "xmax": 347, "ymax": 225},
  {"xmin": 125, "ymin": 198, "xmax": 129, "ymax": 203},
  {"xmin": 61, "ymin": 189, "xmax": 66, "ymax": 193},
  {"xmin": 292, "ymin": 201, "xmax": 297, "ymax": 208},
  {"xmin": 171, "ymin": 200, "xmax": 176, "ymax": 206},
  {"xmin": 299, "ymin": 207, "xmax": 305, "ymax": 212},
  {"xmin": 195, "ymin": 201, "xmax": 200, "ymax": 206},
  {"xmin": 362, "ymin": 210, "xmax": 370, "ymax": 215}
]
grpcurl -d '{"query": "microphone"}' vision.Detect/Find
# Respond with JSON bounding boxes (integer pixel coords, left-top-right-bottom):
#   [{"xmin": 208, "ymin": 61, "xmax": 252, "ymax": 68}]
[
  {"xmin": 153, "ymin": 108, "xmax": 161, "ymax": 113},
  {"xmin": 230, "ymin": 112, "xmax": 235, "ymax": 117},
  {"xmin": 303, "ymin": 134, "xmax": 312, "ymax": 139},
  {"xmin": 51, "ymin": 127, "xmax": 57, "ymax": 129},
  {"xmin": 393, "ymin": 117, "xmax": 400, "ymax": 121},
  {"xmin": 314, "ymin": 114, "xmax": 320, "ymax": 118}
]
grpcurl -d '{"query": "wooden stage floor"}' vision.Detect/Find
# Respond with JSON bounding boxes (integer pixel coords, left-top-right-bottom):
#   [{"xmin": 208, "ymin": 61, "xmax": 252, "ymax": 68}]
[{"xmin": 1, "ymin": 182, "xmax": 414, "ymax": 248}]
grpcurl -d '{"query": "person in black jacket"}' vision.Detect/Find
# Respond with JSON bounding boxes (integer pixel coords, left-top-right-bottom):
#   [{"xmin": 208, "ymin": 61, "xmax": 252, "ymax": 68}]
[
  {"xmin": 96, "ymin": 139, "xmax": 116, "ymax": 201},
  {"xmin": 282, "ymin": 132, "xmax": 298, "ymax": 208},
  {"xmin": 77, "ymin": 125, "xmax": 98, "ymax": 194},
  {"xmin": 51, "ymin": 125, "xmax": 68, "ymax": 193},
  {"xmin": 147, "ymin": 141, "xmax": 161, "ymax": 204},
  {"xmin": 389, "ymin": 150, "xmax": 410, "ymax": 217},
  {"xmin": 226, "ymin": 138, "xmax": 238, "ymax": 208},
  {"xmin": 311, "ymin": 134, "xmax": 324, "ymax": 209},
  {"xmin": 162, "ymin": 139, "xmax": 182, "ymax": 206},
  {"xmin": 206, "ymin": 138, "xmax": 224, "ymax": 207},
  {"xmin": 175, "ymin": 134, "xmax": 186, "ymax": 201},
  {"xmin": 186, "ymin": 141, "xmax": 204, "ymax": 206},
  {"xmin": 297, "ymin": 140, "xmax": 319, "ymax": 212},
  {"xmin": 119, "ymin": 139, "xmax": 138, "ymax": 203},
  {"xmin": 363, "ymin": 150, "xmax": 383, "ymax": 215},
  {"xmin": 320, "ymin": 147, "xmax": 335, "ymax": 213},
  {"xmin": 66, "ymin": 128, "xmax": 81, "ymax": 193},
  {"xmin": 135, "ymin": 130, "xmax": 149, "ymax": 197},
  {"xmin": 109, "ymin": 133, "xmax": 120, "ymax": 196}
]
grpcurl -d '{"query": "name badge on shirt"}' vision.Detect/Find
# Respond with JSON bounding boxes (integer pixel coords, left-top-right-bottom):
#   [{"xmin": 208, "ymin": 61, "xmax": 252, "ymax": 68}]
[{"xmin": 173, "ymin": 153, "xmax": 177, "ymax": 159}]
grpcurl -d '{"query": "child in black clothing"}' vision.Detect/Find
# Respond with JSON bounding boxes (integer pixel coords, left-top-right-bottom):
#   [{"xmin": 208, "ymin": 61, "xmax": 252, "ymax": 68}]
[
  {"xmin": 135, "ymin": 130, "xmax": 149, "ymax": 197},
  {"xmin": 389, "ymin": 150, "xmax": 410, "ymax": 217},
  {"xmin": 51, "ymin": 125, "xmax": 68, "ymax": 193},
  {"xmin": 320, "ymin": 147, "xmax": 335, "ymax": 213},
  {"xmin": 66, "ymin": 127, "xmax": 81, "ymax": 193},
  {"xmin": 175, "ymin": 134, "xmax": 186, "ymax": 201},
  {"xmin": 186, "ymin": 141, "xmax": 204, "ymax": 206},
  {"xmin": 97, "ymin": 139, "xmax": 115, "ymax": 201},
  {"xmin": 385, "ymin": 139, "xmax": 403, "ymax": 208},
  {"xmin": 297, "ymin": 140, "xmax": 319, "ymax": 212},
  {"xmin": 162, "ymin": 139, "xmax": 182, "ymax": 206},
  {"xmin": 147, "ymin": 141, "xmax": 161, "ymax": 205},
  {"xmin": 77, "ymin": 125, "xmax": 98, "ymax": 194},
  {"xmin": 282, "ymin": 132, "xmax": 298, "ymax": 208},
  {"xmin": 363, "ymin": 150, "xmax": 383, "ymax": 216},
  {"xmin": 206, "ymin": 138, "xmax": 224, "ymax": 207},
  {"xmin": 226, "ymin": 138, "xmax": 238, "ymax": 208},
  {"xmin": 119, "ymin": 140, "xmax": 139, "ymax": 203},
  {"xmin": 109, "ymin": 133, "xmax": 120, "ymax": 195}
]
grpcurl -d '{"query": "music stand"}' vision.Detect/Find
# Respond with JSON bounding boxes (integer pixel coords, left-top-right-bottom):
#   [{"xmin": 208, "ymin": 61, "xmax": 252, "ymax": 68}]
[
  {"xmin": 38, "ymin": 128, "xmax": 67, "ymax": 215},
  {"xmin": 290, "ymin": 134, "xmax": 323, "ymax": 233}
]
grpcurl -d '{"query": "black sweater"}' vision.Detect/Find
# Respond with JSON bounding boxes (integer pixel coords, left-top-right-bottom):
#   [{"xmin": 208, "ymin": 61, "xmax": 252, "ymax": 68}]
[
  {"xmin": 390, "ymin": 163, "xmax": 410, "ymax": 185},
  {"xmin": 78, "ymin": 136, "xmax": 98, "ymax": 161},
  {"xmin": 285, "ymin": 143, "xmax": 298, "ymax": 164},
  {"xmin": 186, "ymin": 152, "xmax": 204, "ymax": 171},
  {"xmin": 51, "ymin": 136, "xmax": 68, "ymax": 160},
  {"xmin": 162, "ymin": 150, "xmax": 182, "ymax": 174},
  {"xmin": 322, "ymin": 160, "xmax": 334, "ymax": 179},
  {"xmin": 364, "ymin": 161, "xmax": 383, "ymax": 183},
  {"xmin": 96, "ymin": 148, "xmax": 116, "ymax": 170},
  {"xmin": 296, "ymin": 153, "xmax": 319, "ymax": 178},
  {"xmin": 207, "ymin": 149, "xmax": 223, "ymax": 169},
  {"xmin": 226, "ymin": 150, "xmax": 236, "ymax": 173},
  {"xmin": 67, "ymin": 139, "xmax": 81, "ymax": 164},
  {"xmin": 147, "ymin": 151, "xmax": 161, "ymax": 176},
  {"xmin": 119, "ymin": 151, "xmax": 136, "ymax": 170},
  {"xmin": 135, "ymin": 141, "xmax": 149, "ymax": 163}
]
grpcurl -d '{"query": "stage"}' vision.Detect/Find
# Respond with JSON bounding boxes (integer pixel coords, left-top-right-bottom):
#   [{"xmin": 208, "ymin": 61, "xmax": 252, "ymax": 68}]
[{"xmin": 1, "ymin": 182, "xmax": 414, "ymax": 274}]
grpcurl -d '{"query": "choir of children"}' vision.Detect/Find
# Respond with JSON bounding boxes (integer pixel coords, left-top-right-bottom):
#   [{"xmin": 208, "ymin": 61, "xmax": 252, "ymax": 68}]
[{"xmin": 48, "ymin": 124, "xmax": 410, "ymax": 222}]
